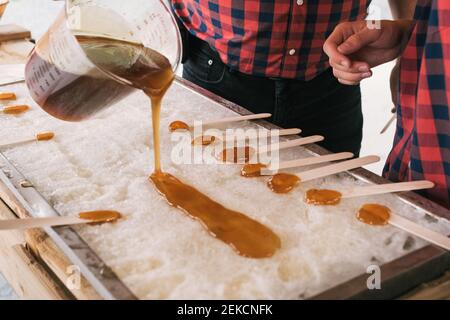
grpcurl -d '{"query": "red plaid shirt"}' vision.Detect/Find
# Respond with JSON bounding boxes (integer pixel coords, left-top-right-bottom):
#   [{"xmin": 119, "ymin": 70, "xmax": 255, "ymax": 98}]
[
  {"xmin": 384, "ymin": 0, "xmax": 450, "ymax": 208},
  {"xmin": 172, "ymin": 0, "xmax": 369, "ymax": 80}
]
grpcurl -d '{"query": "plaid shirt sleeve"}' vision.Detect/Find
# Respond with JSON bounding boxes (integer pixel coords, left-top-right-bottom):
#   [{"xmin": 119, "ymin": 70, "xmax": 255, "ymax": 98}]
[{"xmin": 384, "ymin": 0, "xmax": 450, "ymax": 208}]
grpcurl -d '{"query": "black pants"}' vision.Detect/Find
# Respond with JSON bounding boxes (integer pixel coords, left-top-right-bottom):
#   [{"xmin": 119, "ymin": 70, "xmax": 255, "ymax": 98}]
[{"xmin": 182, "ymin": 35, "xmax": 363, "ymax": 156}]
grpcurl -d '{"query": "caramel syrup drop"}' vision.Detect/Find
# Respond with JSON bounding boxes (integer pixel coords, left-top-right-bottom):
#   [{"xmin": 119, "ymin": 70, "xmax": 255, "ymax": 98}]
[
  {"xmin": 0, "ymin": 92, "xmax": 17, "ymax": 100},
  {"xmin": 241, "ymin": 163, "xmax": 268, "ymax": 177},
  {"xmin": 150, "ymin": 171, "xmax": 281, "ymax": 258},
  {"xmin": 78, "ymin": 210, "xmax": 122, "ymax": 223},
  {"xmin": 36, "ymin": 131, "xmax": 55, "ymax": 141},
  {"xmin": 268, "ymin": 173, "xmax": 301, "ymax": 194},
  {"xmin": 305, "ymin": 189, "xmax": 342, "ymax": 205},
  {"xmin": 357, "ymin": 204, "xmax": 391, "ymax": 226},
  {"xmin": 192, "ymin": 135, "xmax": 216, "ymax": 146},
  {"xmin": 219, "ymin": 146, "xmax": 254, "ymax": 163},
  {"xmin": 3, "ymin": 105, "xmax": 29, "ymax": 115},
  {"xmin": 169, "ymin": 120, "xmax": 190, "ymax": 132}
]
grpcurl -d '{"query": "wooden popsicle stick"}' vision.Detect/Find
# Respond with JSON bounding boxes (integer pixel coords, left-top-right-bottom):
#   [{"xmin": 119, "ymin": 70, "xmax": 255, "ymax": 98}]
[
  {"xmin": 198, "ymin": 113, "xmax": 272, "ymax": 128},
  {"xmin": 257, "ymin": 135, "xmax": 324, "ymax": 155},
  {"xmin": 0, "ymin": 79, "xmax": 25, "ymax": 87},
  {"xmin": 299, "ymin": 155, "xmax": 380, "ymax": 182},
  {"xmin": 0, "ymin": 131, "xmax": 55, "ymax": 148},
  {"xmin": 0, "ymin": 216, "xmax": 86, "ymax": 231},
  {"xmin": 216, "ymin": 136, "xmax": 320, "ymax": 162},
  {"xmin": 342, "ymin": 180, "xmax": 435, "ymax": 199},
  {"xmin": 0, "ymin": 211, "xmax": 122, "ymax": 231},
  {"xmin": 388, "ymin": 213, "xmax": 450, "ymax": 251},
  {"xmin": 263, "ymin": 128, "xmax": 301, "ymax": 137},
  {"xmin": 380, "ymin": 114, "xmax": 396, "ymax": 134},
  {"xmin": 265, "ymin": 152, "xmax": 354, "ymax": 172},
  {"xmin": 220, "ymin": 128, "xmax": 302, "ymax": 143},
  {"xmin": 193, "ymin": 128, "xmax": 302, "ymax": 146}
]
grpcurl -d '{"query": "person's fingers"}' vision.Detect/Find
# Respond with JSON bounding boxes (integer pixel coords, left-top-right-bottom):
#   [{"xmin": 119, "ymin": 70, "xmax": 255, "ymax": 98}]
[
  {"xmin": 337, "ymin": 27, "xmax": 381, "ymax": 55},
  {"xmin": 323, "ymin": 26, "xmax": 351, "ymax": 68},
  {"xmin": 329, "ymin": 59, "xmax": 371, "ymax": 73},
  {"xmin": 332, "ymin": 68, "xmax": 372, "ymax": 83}
]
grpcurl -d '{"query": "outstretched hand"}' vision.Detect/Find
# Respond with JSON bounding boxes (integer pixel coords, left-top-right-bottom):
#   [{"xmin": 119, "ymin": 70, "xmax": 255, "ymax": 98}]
[{"xmin": 323, "ymin": 20, "xmax": 414, "ymax": 85}]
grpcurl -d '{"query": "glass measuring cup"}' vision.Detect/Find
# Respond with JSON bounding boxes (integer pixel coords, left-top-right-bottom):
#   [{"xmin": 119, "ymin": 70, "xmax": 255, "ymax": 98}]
[{"xmin": 25, "ymin": 0, "xmax": 182, "ymax": 121}]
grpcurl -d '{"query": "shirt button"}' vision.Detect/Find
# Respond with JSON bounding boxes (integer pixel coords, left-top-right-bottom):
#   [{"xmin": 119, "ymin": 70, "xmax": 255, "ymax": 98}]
[
  {"xmin": 289, "ymin": 49, "xmax": 296, "ymax": 56},
  {"xmin": 297, "ymin": 0, "xmax": 304, "ymax": 5},
  {"xmin": 208, "ymin": 59, "xmax": 213, "ymax": 66}
]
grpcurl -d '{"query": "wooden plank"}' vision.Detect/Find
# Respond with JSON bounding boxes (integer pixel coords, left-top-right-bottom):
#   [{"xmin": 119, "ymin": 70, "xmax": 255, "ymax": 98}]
[
  {"xmin": 403, "ymin": 272, "xmax": 450, "ymax": 300},
  {"xmin": 0, "ymin": 198, "xmax": 102, "ymax": 299},
  {"xmin": 25, "ymin": 228, "xmax": 103, "ymax": 300},
  {"xmin": 11, "ymin": 244, "xmax": 72, "ymax": 299},
  {"xmin": 0, "ymin": 24, "xmax": 31, "ymax": 42},
  {"xmin": 0, "ymin": 200, "xmax": 68, "ymax": 299}
]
